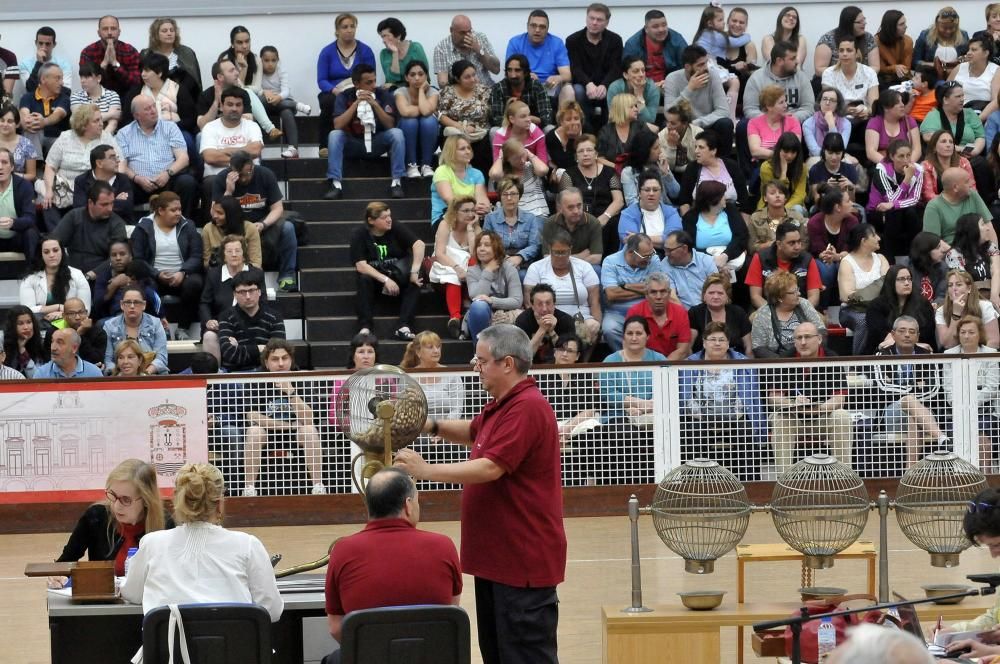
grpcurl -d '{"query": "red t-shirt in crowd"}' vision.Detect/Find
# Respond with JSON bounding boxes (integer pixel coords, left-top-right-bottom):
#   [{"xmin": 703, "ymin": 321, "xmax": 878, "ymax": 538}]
[
  {"xmin": 626, "ymin": 300, "xmax": 691, "ymax": 357},
  {"xmin": 645, "ymin": 36, "xmax": 666, "ymax": 82},
  {"xmin": 325, "ymin": 518, "xmax": 462, "ymax": 616},
  {"xmin": 744, "ymin": 253, "xmax": 822, "ymax": 292},
  {"xmin": 463, "ymin": 377, "xmax": 567, "ymax": 588}
]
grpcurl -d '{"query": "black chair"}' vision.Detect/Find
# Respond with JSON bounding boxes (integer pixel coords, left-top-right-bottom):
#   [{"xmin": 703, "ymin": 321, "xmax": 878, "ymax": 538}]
[
  {"xmin": 142, "ymin": 603, "xmax": 272, "ymax": 664},
  {"xmin": 337, "ymin": 605, "xmax": 470, "ymax": 664}
]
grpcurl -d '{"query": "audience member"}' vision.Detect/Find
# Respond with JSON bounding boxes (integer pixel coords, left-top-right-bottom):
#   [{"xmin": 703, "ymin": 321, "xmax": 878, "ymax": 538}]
[
  {"xmin": 0, "ymin": 147, "xmax": 39, "ymax": 259},
  {"xmin": 807, "ymin": 184, "xmax": 858, "ymax": 298},
  {"xmin": 978, "ymin": 5, "xmax": 1000, "ymax": 66},
  {"xmin": 506, "ymin": 10, "xmax": 571, "ymax": 99},
  {"xmin": 910, "ymin": 232, "xmax": 952, "ymax": 307},
  {"xmin": 912, "ymin": 7, "xmax": 969, "ymax": 75},
  {"xmin": 560, "ymin": 134, "xmax": 624, "ymax": 250},
  {"xmin": 103, "ymin": 286, "xmax": 168, "ymax": 374},
  {"xmin": 19, "ymin": 236, "xmax": 90, "ymax": 321},
  {"xmin": 751, "ymin": 270, "xmax": 826, "ymax": 357},
  {"xmin": 624, "ymin": 272, "xmax": 691, "ymax": 359},
  {"xmin": 822, "ymin": 38, "xmax": 879, "ymax": 141},
  {"xmin": 257, "ymin": 45, "xmax": 309, "ymax": 159},
  {"xmin": 482, "ymin": 178, "xmax": 543, "ymax": 277},
  {"xmin": 0, "ymin": 104, "xmax": 38, "ymax": 182},
  {"xmin": 909, "ymin": 66, "xmax": 939, "ymax": 122},
  {"xmin": 400, "ymin": 331, "xmax": 466, "ymax": 418},
  {"xmin": 747, "ymin": 85, "xmax": 802, "ymax": 164},
  {"xmin": 920, "ymin": 82, "xmax": 990, "ymax": 193},
  {"xmin": 876, "ymin": 10, "xmax": 914, "ymax": 88},
  {"xmin": 317, "ymin": 13, "xmax": 377, "ymax": 151},
  {"xmin": 394, "ymin": 61, "xmax": 439, "ymax": 179},
  {"xmin": 596, "ymin": 93, "xmax": 651, "ymax": 166},
  {"xmin": 828, "ymin": 623, "xmax": 935, "ymax": 664},
  {"xmin": 432, "ymin": 15, "xmax": 501, "ymax": 88},
  {"xmin": 121, "ymin": 462, "xmax": 282, "ymax": 619},
  {"xmin": 72, "ymin": 144, "xmax": 133, "ymax": 222},
  {"xmin": 681, "ymin": 180, "xmax": 748, "ymax": 281},
  {"xmin": 199, "ymin": 86, "xmax": 263, "ymax": 210},
  {"xmin": 490, "ymin": 55, "xmax": 553, "ymax": 130},
  {"xmin": 677, "ymin": 128, "xmax": 752, "ymax": 214},
  {"xmin": 621, "ymin": 129, "xmax": 678, "ymax": 207},
  {"xmin": 542, "ymin": 188, "xmax": 604, "ymax": 269},
  {"xmin": 921, "ymin": 129, "xmax": 975, "ymax": 203},
  {"xmin": 749, "ymin": 180, "xmax": 805, "ymax": 256},
  {"xmin": 607, "ymin": 56, "xmax": 662, "ymax": 130},
  {"xmin": 21, "ymin": 27, "xmax": 74, "ymax": 94},
  {"xmin": 436, "ymin": 62, "xmax": 494, "ymax": 176},
  {"xmin": 71, "ymin": 62, "xmax": 121, "ymax": 133},
  {"xmin": 803, "ymin": 87, "xmax": 852, "ymax": 162},
  {"xmin": 946, "ymin": 212, "xmax": 1000, "ymax": 309},
  {"xmin": 623, "ymin": 10, "xmax": 688, "ymax": 83},
  {"xmin": 211, "ymin": 152, "xmax": 299, "ymax": 291},
  {"xmin": 600, "ymin": 315, "xmax": 666, "ymax": 428},
  {"xmin": 200, "ymin": 233, "xmax": 266, "ymax": 364},
  {"xmin": 746, "ymin": 220, "xmax": 822, "ymax": 309},
  {"xmin": 758, "ymin": 132, "xmax": 807, "ymax": 213},
  {"xmin": 765, "ymin": 320, "xmax": 851, "ymax": 468},
  {"xmin": 489, "ymin": 137, "xmax": 549, "ymax": 218},
  {"xmin": 523, "ymin": 229, "xmax": 602, "ymax": 348},
  {"xmin": 110, "ymin": 338, "xmax": 153, "ymax": 377},
  {"xmin": 376, "ymin": 18, "xmax": 428, "ymax": 89},
  {"xmin": 924, "ymin": 167, "xmax": 993, "ymax": 243},
  {"xmin": 547, "ymin": 101, "xmax": 584, "ymax": 177},
  {"xmin": 54, "ymin": 180, "xmax": 127, "ymax": 277},
  {"xmin": 943, "ymin": 318, "xmax": 1000, "ymax": 468},
  {"xmin": 691, "ymin": 5, "xmax": 745, "ymax": 121},
  {"xmin": 492, "ymin": 99, "xmax": 549, "ymax": 165},
  {"xmin": 515, "ymin": 283, "xmax": 575, "ymax": 363},
  {"xmin": 91, "ymin": 240, "xmax": 159, "ymax": 322},
  {"xmin": 34, "ymin": 328, "xmax": 103, "ymax": 378},
  {"xmin": 600, "ymin": 233, "xmax": 664, "ymax": 350},
  {"xmin": 662, "ymin": 45, "xmax": 735, "ymax": 151},
  {"xmin": 618, "ymin": 170, "xmax": 682, "ymax": 252},
  {"xmin": 936, "ymin": 269, "xmax": 1000, "ymax": 348},
  {"xmin": 722, "ymin": 8, "xmax": 759, "ymax": 107},
  {"xmin": 868, "ymin": 140, "xmax": 923, "ymax": 259},
  {"xmin": 129, "ymin": 52, "xmax": 197, "ymax": 138},
  {"xmin": 761, "ymin": 7, "xmax": 807, "ymax": 70},
  {"xmin": 536, "ymin": 332, "xmax": 600, "ymax": 444},
  {"xmin": 3, "ymin": 306, "xmax": 45, "ymax": 378},
  {"xmin": 807, "ymin": 133, "xmax": 859, "ymax": 205},
  {"xmin": 465, "ymin": 230, "xmax": 523, "ymax": 344},
  {"xmin": 201, "ymin": 193, "xmax": 261, "ymax": 270},
  {"xmin": 815, "ymin": 6, "xmax": 879, "ymax": 78},
  {"xmin": 429, "ymin": 197, "xmax": 481, "ymax": 337},
  {"xmin": 431, "ymin": 134, "xmax": 490, "ymax": 225},
  {"xmin": 322, "ymin": 468, "xmax": 461, "ymax": 663},
  {"xmin": 349, "ymin": 202, "xmax": 424, "ymax": 341},
  {"xmin": 79, "ymin": 16, "xmax": 140, "ymax": 97},
  {"xmin": 117, "ymin": 95, "xmax": 196, "ymax": 218},
  {"xmin": 743, "ymin": 40, "xmax": 814, "ymax": 122},
  {"xmin": 564, "ymin": 3, "xmax": 623, "ymax": 127},
  {"xmin": 688, "ymin": 273, "xmax": 753, "ymax": 355},
  {"xmin": 42, "ymin": 297, "xmax": 106, "ymax": 368},
  {"xmin": 194, "ymin": 59, "xmax": 253, "ymax": 131},
  {"xmin": 141, "ymin": 17, "xmax": 202, "ymax": 95},
  {"xmin": 215, "ymin": 271, "xmax": 285, "ymax": 373},
  {"xmin": 659, "ymin": 100, "xmax": 701, "ymax": 181},
  {"xmin": 949, "ymin": 36, "xmax": 1000, "ymax": 120},
  {"xmin": 866, "ymin": 90, "xmax": 922, "ymax": 165},
  {"xmin": 18, "ymin": 62, "xmax": 70, "ymax": 155},
  {"xmin": 837, "ymin": 224, "xmax": 890, "ymax": 355}
]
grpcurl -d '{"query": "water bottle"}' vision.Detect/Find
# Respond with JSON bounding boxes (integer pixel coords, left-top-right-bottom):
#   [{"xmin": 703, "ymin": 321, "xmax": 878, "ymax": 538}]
[
  {"xmin": 123, "ymin": 547, "xmax": 139, "ymax": 577},
  {"xmin": 817, "ymin": 617, "xmax": 837, "ymax": 661}
]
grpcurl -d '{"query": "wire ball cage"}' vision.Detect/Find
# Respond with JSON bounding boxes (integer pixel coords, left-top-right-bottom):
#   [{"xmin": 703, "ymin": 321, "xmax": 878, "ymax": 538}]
[
  {"xmin": 335, "ymin": 365, "xmax": 428, "ymax": 488},
  {"xmin": 895, "ymin": 450, "xmax": 988, "ymax": 568},
  {"xmin": 770, "ymin": 454, "xmax": 870, "ymax": 570},
  {"xmin": 650, "ymin": 459, "xmax": 752, "ymax": 574}
]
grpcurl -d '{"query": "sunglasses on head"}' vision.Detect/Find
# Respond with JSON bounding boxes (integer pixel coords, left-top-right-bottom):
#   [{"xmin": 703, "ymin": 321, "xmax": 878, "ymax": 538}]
[{"xmin": 939, "ymin": 11, "xmax": 959, "ymax": 19}]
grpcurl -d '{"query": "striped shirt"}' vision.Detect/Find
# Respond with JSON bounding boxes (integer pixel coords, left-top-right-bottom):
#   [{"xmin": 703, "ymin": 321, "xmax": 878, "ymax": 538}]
[
  {"xmin": 70, "ymin": 87, "xmax": 121, "ymax": 113},
  {"xmin": 216, "ymin": 304, "xmax": 286, "ymax": 371},
  {"xmin": 116, "ymin": 119, "xmax": 185, "ymax": 179},
  {"xmin": 0, "ymin": 47, "xmax": 19, "ymax": 82}
]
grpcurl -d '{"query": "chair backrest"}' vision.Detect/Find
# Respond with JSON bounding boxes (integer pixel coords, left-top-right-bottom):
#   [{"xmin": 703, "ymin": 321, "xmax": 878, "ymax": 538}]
[
  {"xmin": 339, "ymin": 604, "xmax": 471, "ymax": 664},
  {"xmin": 142, "ymin": 603, "xmax": 272, "ymax": 664}
]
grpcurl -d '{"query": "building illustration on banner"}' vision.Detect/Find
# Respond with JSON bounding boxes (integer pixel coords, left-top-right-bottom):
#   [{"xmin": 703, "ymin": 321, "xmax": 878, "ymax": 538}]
[{"xmin": 0, "ymin": 388, "xmax": 206, "ymax": 493}]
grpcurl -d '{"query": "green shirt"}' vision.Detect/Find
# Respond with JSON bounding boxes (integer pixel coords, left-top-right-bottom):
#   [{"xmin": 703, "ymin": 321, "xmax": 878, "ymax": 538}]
[
  {"xmin": 379, "ymin": 41, "xmax": 429, "ymax": 86},
  {"xmin": 922, "ymin": 190, "xmax": 992, "ymax": 243},
  {"xmin": 919, "ymin": 108, "xmax": 985, "ymax": 147},
  {"xmin": 607, "ymin": 78, "xmax": 661, "ymax": 125},
  {"xmin": 0, "ymin": 180, "xmax": 16, "ymax": 239}
]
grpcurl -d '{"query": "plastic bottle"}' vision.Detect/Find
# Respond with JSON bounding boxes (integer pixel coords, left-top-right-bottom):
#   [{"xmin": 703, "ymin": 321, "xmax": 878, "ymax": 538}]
[
  {"xmin": 123, "ymin": 546, "xmax": 139, "ymax": 577},
  {"xmin": 817, "ymin": 616, "xmax": 837, "ymax": 661}
]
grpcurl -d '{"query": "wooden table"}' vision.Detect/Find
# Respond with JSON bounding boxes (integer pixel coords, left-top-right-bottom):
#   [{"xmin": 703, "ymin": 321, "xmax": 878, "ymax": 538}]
[
  {"xmin": 735, "ymin": 542, "xmax": 877, "ymax": 663},
  {"xmin": 602, "ymin": 596, "xmax": 993, "ymax": 664}
]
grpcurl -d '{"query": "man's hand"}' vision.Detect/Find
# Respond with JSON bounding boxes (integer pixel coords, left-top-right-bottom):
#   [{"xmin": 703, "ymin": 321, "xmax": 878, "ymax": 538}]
[
  {"xmin": 275, "ymin": 380, "xmax": 294, "ymax": 395},
  {"xmin": 151, "ymin": 171, "xmax": 170, "ymax": 188},
  {"xmin": 585, "ymin": 82, "xmax": 599, "ymax": 99},
  {"xmin": 687, "ymin": 72, "xmax": 710, "ymax": 91},
  {"xmin": 462, "ymin": 33, "xmax": 481, "ymax": 54},
  {"xmin": 102, "ymin": 40, "xmax": 117, "ymax": 67},
  {"xmin": 544, "ymin": 74, "xmax": 562, "ymax": 89},
  {"xmin": 394, "ymin": 447, "xmax": 431, "ymax": 480},
  {"xmin": 134, "ymin": 175, "xmax": 157, "ymax": 193},
  {"xmin": 382, "ymin": 277, "xmax": 400, "ymax": 296},
  {"xmin": 227, "ymin": 336, "xmax": 239, "ymax": 347},
  {"xmin": 78, "ymin": 317, "xmax": 93, "ymax": 333},
  {"xmin": 0, "ymin": 217, "xmax": 13, "ymax": 230},
  {"xmin": 168, "ymin": 271, "xmax": 185, "ymax": 287},
  {"xmin": 538, "ymin": 313, "xmax": 557, "ymax": 332},
  {"xmin": 206, "ymin": 319, "xmax": 219, "ymax": 331}
]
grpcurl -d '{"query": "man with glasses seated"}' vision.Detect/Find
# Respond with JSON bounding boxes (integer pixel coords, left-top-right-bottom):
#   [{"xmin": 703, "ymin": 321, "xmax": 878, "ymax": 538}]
[
  {"xmin": 600, "ymin": 232, "xmax": 664, "ymax": 350},
  {"xmin": 765, "ymin": 321, "xmax": 853, "ymax": 471},
  {"xmin": 215, "ymin": 272, "xmax": 285, "ymax": 373},
  {"xmin": 42, "ymin": 297, "xmax": 106, "ymax": 368},
  {"xmin": 660, "ymin": 230, "xmax": 718, "ymax": 309},
  {"xmin": 103, "ymin": 285, "xmax": 168, "ymax": 374},
  {"xmin": 72, "ymin": 144, "xmax": 134, "ymax": 223}
]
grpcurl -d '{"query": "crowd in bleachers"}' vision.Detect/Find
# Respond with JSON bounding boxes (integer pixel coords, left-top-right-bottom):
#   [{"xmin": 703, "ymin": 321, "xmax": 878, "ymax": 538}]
[{"xmin": 2, "ymin": 7, "xmax": 1000, "ymax": 483}]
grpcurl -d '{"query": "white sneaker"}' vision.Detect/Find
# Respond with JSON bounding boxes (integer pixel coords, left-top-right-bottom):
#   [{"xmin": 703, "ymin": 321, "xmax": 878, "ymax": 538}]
[
  {"xmin": 281, "ymin": 146, "xmax": 299, "ymax": 159},
  {"xmin": 311, "ymin": 483, "xmax": 327, "ymax": 495},
  {"xmin": 295, "ymin": 102, "xmax": 312, "ymax": 115},
  {"xmin": 419, "ymin": 164, "xmax": 434, "ymax": 178},
  {"xmin": 405, "ymin": 163, "xmax": 420, "ymax": 179},
  {"xmin": 174, "ymin": 328, "xmax": 191, "ymax": 341},
  {"xmin": 242, "ymin": 485, "xmax": 257, "ymax": 497}
]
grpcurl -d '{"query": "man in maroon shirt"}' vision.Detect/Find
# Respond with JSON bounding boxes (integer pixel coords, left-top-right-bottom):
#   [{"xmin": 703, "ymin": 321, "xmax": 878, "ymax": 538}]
[
  {"xmin": 78, "ymin": 15, "xmax": 140, "ymax": 97},
  {"xmin": 626, "ymin": 272, "xmax": 691, "ymax": 360},
  {"xmin": 395, "ymin": 324, "xmax": 566, "ymax": 664},
  {"xmin": 323, "ymin": 467, "xmax": 462, "ymax": 663}
]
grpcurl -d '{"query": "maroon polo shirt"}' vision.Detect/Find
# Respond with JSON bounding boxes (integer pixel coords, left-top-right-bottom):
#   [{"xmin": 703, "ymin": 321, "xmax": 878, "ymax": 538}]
[
  {"xmin": 463, "ymin": 377, "xmax": 567, "ymax": 588},
  {"xmin": 626, "ymin": 299, "xmax": 691, "ymax": 357},
  {"xmin": 325, "ymin": 518, "xmax": 462, "ymax": 616}
]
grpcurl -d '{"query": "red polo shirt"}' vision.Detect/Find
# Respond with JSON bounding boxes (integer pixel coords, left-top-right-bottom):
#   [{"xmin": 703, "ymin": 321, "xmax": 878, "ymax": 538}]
[
  {"xmin": 626, "ymin": 299, "xmax": 691, "ymax": 357},
  {"xmin": 463, "ymin": 377, "xmax": 567, "ymax": 588},
  {"xmin": 325, "ymin": 518, "xmax": 462, "ymax": 616}
]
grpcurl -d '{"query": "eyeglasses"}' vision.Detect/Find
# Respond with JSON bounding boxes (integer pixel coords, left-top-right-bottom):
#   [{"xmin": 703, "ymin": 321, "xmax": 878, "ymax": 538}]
[
  {"xmin": 106, "ymin": 489, "xmax": 140, "ymax": 508},
  {"xmin": 550, "ymin": 249, "xmax": 571, "ymax": 257},
  {"xmin": 663, "ymin": 245, "xmax": 685, "ymax": 253},
  {"xmin": 63, "ymin": 309, "xmax": 87, "ymax": 317},
  {"xmin": 632, "ymin": 249, "xmax": 656, "ymax": 260},
  {"xmin": 234, "ymin": 287, "xmax": 259, "ymax": 295},
  {"xmin": 896, "ymin": 276, "xmax": 913, "ymax": 282},
  {"xmin": 784, "ymin": 290, "xmax": 801, "ymax": 296},
  {"xmin": 506, "ymin": 67, "xmax": 523, "ymax": 72},
  {"xmin": 640, "ymin": 186, "xmax": 662, "ymax": 193},
  {"xmin": 793, "ymin": 333, "xmax": 819, "ymax": 341},
  {"xmin": 121, "ymin": 299, "xmax": 145, "ymax": 307},
  {"xmin": 705, "ymin": 336, "xmax": 729, "ymax": 344},
  {"xmin": 500, "ymin": 190, "xmax": 519, "ymax": 197},
  {"xmin": 969, "ymin": 501, "xmax": 995, "ymax": 513}
]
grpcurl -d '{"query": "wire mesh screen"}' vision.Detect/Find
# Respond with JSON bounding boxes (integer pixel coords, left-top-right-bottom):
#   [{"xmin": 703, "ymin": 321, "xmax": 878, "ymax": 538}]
[
  {"xmin": 667, "ymin": 355, "xmax": 964, "ymax": 482},
  {"xmin": 962, "ymin": 356, "xmax": 1000, "ymax": 472}
]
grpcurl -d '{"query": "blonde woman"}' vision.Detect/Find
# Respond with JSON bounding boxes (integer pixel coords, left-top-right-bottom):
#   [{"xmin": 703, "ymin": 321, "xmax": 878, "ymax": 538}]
[
  {"xmin": 430, "ymin": 134, "xmax": 490, "ymax": 224},
  {"xmin": 597, "ymin": 93, "xmax": 649, "ymax": 167},
  {"xmin": 51, "ymin": 459, "xmax": 168, "ymax": 586},
  {"xmin": 429, "ymin": 196, "xmax": 481, "ymax": 337},
  {"xmin": 491, "ymin": 99, "xmax": 548, "ymax": 163},
  {"xmin": 400, "ymin": 331, "xmax": 465, "ymax": 418},
  {"xmin": 121, "ymin": 462, "xmax": 283, "ymax": 621},
  {"xmin": 935, "ymin": 269, "xmax": 1000, "ymax": 348},
  {"xmin": 110, "ymin": 338, "xmax": 153, "ymax": 377},
  {"xmin": 488, "ymin": 137, "xmax": 550, "ymax": 218}
]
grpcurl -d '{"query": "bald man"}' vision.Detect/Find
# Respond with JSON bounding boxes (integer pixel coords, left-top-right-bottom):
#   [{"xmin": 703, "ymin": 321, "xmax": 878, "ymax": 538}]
[
  {"xmin": 42, "ymin": 297, "xmax": 106, "ymax": 367},
  {"xmin": 34, "ymin": 328, "xmax": 103, "ymax": 378},
  {"xmin": 432, "ymin": 15, "xmax": 501, "ymax": 87},
  {"xmin": 923, "ymin": 166, "xmax": 993, "ymax": 244}
]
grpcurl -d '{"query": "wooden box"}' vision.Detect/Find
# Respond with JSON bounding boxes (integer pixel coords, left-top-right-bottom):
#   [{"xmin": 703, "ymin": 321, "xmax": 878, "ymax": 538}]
[
  {"xmin": 752, "ymin": 629, "xmax": 787, "ymax": 657},
  {"xmin": 24, "ymin": 561, "xmax": 118, "ymax": 602}
]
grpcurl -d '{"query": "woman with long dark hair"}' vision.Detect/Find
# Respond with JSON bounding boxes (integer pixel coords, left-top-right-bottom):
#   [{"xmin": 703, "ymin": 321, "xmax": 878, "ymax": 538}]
[
  {"xmin": 621, "ymin": 129, "xmax": 678, "ymax": 205},
  {"xmin": 3, "ymin": 305, "xmax": 45, "ymax": 378},
  {"xmin": 201, "ymin": 195, "xmax": 261, "ymax": 269},
  {"xmin": 919, "ymin": 81, "xmax": 993, "ymax": 194},
  {"xmin": 814, "ymin": 6, "xmax": 880, "ymax": 78},
  {"xmin": 758, "ymin": 132, "xmax": 807, "ymax": 214},
  {"xmin": 220, "ymin": 25, "xmax": 258, "ymax": 88},
  {"xmin": 946, "ymin": 212, "xmax": 1000, "ymax": 309},
  {"xmin": 19, "ymin": 235, "xmax": 90, "ymax": 322},
  {"xmin": 908, "ymin": 231, "xmax": 951, "ymax": 305},
  {"xmin": 762, "ymin": 7, "xmax": 806, "ymax": 69},
  {"xmin": 922, "ymin": 129, "xmax": 976, "ymax": 202},
  {"xmin": 867, "ymin": 138, "xmax": 923, "ymax": 259},
  {"xmin": 838, "ymin": 224, "xmax": 890, "ymax": 354},
  {"xmin": 865, "ymin": 89, "xmax": 922, "ymax": 164},
  {"xmin": 875, "ymin": 10, "xmax": 913, "ymax": 88}
]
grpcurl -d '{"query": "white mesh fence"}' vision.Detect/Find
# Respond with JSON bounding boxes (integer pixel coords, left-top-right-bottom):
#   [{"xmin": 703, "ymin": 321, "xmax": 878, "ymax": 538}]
[{"xmin": 203, "ymin": 355, "xmax": 1000, "ymax": 496}]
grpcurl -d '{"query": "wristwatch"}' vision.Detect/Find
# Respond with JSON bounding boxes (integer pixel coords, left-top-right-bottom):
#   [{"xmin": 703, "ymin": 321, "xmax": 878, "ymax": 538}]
[{"xmin": 166, "ymin": 167, "xmax": 175, "ymax": 177}]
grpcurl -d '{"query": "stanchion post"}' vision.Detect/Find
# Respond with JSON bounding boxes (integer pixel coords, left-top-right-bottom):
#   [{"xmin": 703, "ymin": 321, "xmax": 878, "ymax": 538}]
[
  {"xmin": 877, "ymin": 490, "xmax": 890, "ymax": 603},
  {"xmin": 623, "ymin": 494, "xmax": 653, "ymax": 613}
]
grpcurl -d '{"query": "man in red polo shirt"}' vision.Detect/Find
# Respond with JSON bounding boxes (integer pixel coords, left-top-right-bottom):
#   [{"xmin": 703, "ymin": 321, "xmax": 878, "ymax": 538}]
[
  {"xmin": 395, "ymin": 324, "xmax": 566, "ymax": 664},
  {"xmin": 323, "ymin": 467, "xmax": 462, "ymax": 663},
  {"xmin": 626, "ymin": 272, "xmax": 691, "ymax": 360},
  {"xmin": 745, "ymin": 220, "xmax": 822, "ymax": 309}
]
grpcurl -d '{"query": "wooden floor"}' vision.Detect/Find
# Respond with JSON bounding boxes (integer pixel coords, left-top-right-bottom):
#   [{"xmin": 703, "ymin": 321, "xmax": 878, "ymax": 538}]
[{"xmin": 2, "ymin": 512, "xmax": 996, "ymax": 664}]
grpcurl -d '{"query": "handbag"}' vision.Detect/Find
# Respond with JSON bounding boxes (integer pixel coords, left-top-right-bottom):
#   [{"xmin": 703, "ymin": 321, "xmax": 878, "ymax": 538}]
[
  {"xmin": 51, "ymin": 174, "xmax": 74, "ymax": 209},
  {"xmin": 845, "ymin": 277, "xmax": 885, "ymax": 311},
  {"xmin": 566, "ymin": 259, "xmax": 594, "ymax": 344}
]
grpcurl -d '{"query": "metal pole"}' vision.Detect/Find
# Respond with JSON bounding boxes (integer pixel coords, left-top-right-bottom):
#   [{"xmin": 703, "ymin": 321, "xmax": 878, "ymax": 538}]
[
  {"xmin": 623, "ymin": 494, "xmax": 653, "ymax": 613},
  {"xmin": 877, "ymin": 490, "xmax": 890, "ymax": 603}
]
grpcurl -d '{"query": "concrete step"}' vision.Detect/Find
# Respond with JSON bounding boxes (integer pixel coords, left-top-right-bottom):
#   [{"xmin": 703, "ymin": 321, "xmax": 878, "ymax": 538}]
[
  {"xmin": 263, "ymin": 157, "xmax": 396, "ymax": 180},
  {"xmin": 288, "ymin": 198, "xmax": 431, "ymax": 222},
  {"xmin": 288, "ymin": 177, "xmax": 432, "ymax": 201},
  {"xmin": 309, "ymin": 338, "xmax": 471, "ymax": 369},
  {"xmin": 304, "ymin": 218, "xmax": 433, "ymax": 244},
  {"xmin": 302, "ymin": 290, "xmax": 448, "ymax": 318},
  {"xmin": 306, "ymin": 314, "xmax": 457, "ymax": 342}
]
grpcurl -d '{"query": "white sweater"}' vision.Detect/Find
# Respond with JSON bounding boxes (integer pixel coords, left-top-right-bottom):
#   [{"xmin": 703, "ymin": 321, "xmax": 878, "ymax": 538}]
[{"xmin": 19, "ymin": 268, "xmax": 91, "ymax": 314}]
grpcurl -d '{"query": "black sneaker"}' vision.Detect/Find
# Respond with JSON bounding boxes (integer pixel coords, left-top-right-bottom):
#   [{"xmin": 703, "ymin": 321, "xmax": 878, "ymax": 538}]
[
  {"xmin": 324, "ymin": 182, "xmax": 342, "ymax": 200},
  {"xmin": 389, "ymin": 182, "xmax": 404, "ymax": 199},
  {"xmin": 278, "ymin": 278, "xmax": 298, "ymax": 292},
  {"xmin": 447, "ymin": 317, "xmax": 462, "ymax": 339},
  {"xmin": 394, "ymin": 326, "xmax": 415, "ymax": 341}
]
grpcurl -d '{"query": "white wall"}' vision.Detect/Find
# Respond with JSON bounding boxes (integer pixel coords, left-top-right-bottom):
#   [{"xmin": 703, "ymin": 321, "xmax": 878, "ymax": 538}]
[{"xmin": 1, "ymin": 2, "xmax": 987, "ymax": 107}]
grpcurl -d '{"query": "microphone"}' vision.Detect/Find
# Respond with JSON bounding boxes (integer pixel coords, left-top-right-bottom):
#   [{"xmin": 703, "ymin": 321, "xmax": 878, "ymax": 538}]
[{"xmin": 968, "ymin": 573, "xmax": 1000, "ymax": 591}]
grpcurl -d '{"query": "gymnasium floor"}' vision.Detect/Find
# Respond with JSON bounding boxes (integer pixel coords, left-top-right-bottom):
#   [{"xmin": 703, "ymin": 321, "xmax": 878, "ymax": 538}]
[{"xmin": 1, "ymin": 512, "xmax": 996, "ymax": 663}]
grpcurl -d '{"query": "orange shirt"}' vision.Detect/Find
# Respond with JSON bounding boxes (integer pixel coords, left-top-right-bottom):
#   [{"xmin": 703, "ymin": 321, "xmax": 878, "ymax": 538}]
[{"xmin": 911, "ymin": 91, "xmax": 936, "ymax": 123}]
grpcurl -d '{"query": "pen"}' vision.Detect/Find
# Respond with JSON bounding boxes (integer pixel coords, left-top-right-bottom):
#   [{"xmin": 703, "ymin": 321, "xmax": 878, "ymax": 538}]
[{"xmin": 933, "ymin": 614, "xmax": 943, "ymax": 643}]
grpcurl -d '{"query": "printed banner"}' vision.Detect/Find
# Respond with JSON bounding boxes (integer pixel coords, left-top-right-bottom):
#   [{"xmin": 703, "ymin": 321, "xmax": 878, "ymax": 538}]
[{"xmin": 0, "ymin": 379, "xmax": 208, "ymax": 503}]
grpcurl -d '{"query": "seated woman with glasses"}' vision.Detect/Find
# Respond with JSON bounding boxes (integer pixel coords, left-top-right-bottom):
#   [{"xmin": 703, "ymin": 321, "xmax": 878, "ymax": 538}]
[
  {"xmin": 750, "ymin": 270, "xmax": 826, "ymax": 358},
  {"xmin": 50, "ymin": 458, "xmax": 170, "ymax": 588},
  {"xmin": 102, "ymin": 286, "xmax": 169, "ymax": 375},
  {"xmin": 617, "ymin": 170, "xmax": 683, "ymax": 254},
  {"xmin": 536, "ymin": 333, "xmax": 600, "ymax": 448}
]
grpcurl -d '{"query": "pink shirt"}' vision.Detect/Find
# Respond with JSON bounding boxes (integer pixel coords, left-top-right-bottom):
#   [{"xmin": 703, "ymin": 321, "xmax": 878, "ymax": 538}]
[
  {"xmin": 747, "ymin": 115, "xmax": 802, "ymax": 151},
  {"xmin": 492, "ymin": 123, "xmax": 549, "ymax": 163}
]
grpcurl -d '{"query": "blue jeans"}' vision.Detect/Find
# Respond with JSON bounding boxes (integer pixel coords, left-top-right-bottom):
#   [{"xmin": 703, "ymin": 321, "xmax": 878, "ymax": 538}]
[
  {"xmin": 838, "ymin": 306, "xmax": 868, "ymax": 355},
  {"xmin": 326, "ymin": 128, "xmax": 405, "ymax": 181},
  {"xmin": 262, "ymin": 219, "xmax": 299, "ymax": 281},
  {"xmin": 602, "ymin": 309, "xmax": 633, "ymax": 351},
  {"xmin": 398, "ymin": 115, "xmax": 439, "ymax": 166},
  {"xmin": 466, "ymin": 300, "xmax": 492, "ymax": 344}
]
